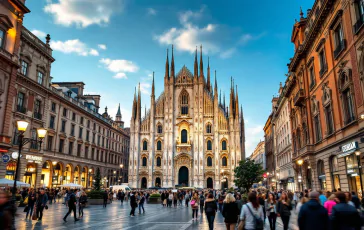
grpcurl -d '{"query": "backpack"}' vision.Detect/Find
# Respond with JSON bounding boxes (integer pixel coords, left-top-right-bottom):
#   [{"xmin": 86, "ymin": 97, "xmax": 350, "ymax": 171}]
[{"xmin": 246, "ymin": 204, "xmax": 264, "ymax": 230}]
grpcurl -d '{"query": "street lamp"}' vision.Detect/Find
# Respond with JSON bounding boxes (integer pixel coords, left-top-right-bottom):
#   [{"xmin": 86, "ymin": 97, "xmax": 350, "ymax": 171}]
[
  {"xmin": 355, "ymin": 151, "xmax": 363, "ymax": 195},
  {"xmin": 119, "ymin": 164, "xmax": 123, "ymax": 184},
  {"xmin": 88, "ymin": 169, "xmax": 92, "ymax": 188},
  {"xmin": 113, "ymin": 170, "xmax": 116, "ymax": 186},
  {"xmin": 297, "ymin": 159, "xmax": 304, "ymax": 192},
  {"xmin": 12, "ymin": 120, "xmax": 47, "ymax": 229}
]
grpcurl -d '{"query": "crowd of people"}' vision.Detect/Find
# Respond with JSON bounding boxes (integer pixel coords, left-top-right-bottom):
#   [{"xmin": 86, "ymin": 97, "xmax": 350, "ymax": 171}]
[{"xmin": 1, "ymin": 186, "xmax": 364, "ymax": 230}]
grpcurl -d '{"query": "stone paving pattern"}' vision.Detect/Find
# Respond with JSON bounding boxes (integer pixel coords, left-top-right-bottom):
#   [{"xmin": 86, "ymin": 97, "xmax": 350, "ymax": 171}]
[{"xmin": 15, "ymin": 200, "xmax": 299, "ymax": 230}]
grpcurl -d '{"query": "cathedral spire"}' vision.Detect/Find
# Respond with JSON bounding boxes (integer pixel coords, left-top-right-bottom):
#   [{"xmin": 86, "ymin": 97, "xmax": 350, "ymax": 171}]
[
  {"xmin": 151, "ymin": 71, "xmax": 155, "ymax": 97},
  {"xmin": 207, "ymin": 57, "xmax": 211, "ymax": 91},
  {"xmin": 223, "ymin": 93, "xmax": 226, "ymax": 110},
  {"xmin": 194, "ymin": 46, "xmax": 198, "ymax": 80},
  {"xmin": 116, "ymin": 103, "xmax": 121, "ymax": 116},
  {"xmin": 219, "ymin": 89, "xmax": 221, "ymax": 105},
  {"xmin": 235, "ymin": 85, "xmax": 239, "ymax": 118},
  {"xmin": 214, "ymin": 70, "xmax": 217, "ymax": 95},
  {"xmin": 137, "ymin": 82, "xmax": 141, "ymax": 120},
  {"xmin": 165, "ymin": 48, "xmax": 169, "ymax": 80},
  {"xmin": 171, "ymin": 45, "xmax": 175, "ymax": 79},
  {"xmin": 199, "ymin": 45, "xmax": 204, "ymax": 82}
]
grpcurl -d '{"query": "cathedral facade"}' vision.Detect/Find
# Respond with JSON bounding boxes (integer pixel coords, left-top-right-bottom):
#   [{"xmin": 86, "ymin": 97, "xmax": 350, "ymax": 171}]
[{"xmin": 128, "ymin": 46, "xmax": 245, "ymax": 189}]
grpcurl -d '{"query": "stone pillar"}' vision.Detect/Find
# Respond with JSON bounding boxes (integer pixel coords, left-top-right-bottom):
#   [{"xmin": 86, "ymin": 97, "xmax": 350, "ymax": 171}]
[{"xmin": 35, "ymin": 162, "xmax": 42, "ymax": 188}]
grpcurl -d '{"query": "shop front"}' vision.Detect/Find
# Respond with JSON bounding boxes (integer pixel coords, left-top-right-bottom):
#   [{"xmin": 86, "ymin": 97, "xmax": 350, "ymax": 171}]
[
  {"xmin": 41, "ymin": 161, "xmax": 51, "ymax": 187},
  {"xmin": 23, "ymin": 163, "xmax": 37, "ymax": 187},
  {"xmin": 5, "ymin": 161, "xmax": 16, "ymax": 180}
]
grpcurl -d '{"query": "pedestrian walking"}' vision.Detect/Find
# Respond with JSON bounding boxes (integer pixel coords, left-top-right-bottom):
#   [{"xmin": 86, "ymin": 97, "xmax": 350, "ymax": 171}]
[
  {"xmin": 199, "ymin": 192, "xmax": 205, "ymax": 214},
  {"xmin": 222, "ymin": 193, "xmax": 240, "ymax": 230},
  {"xmin": 130, "ymin": 192, "xmax": 137, "ymax": 217},
  {"xmin": 168, "ymin": 192, "xmax": 173, "ymax": 207},
  {"xmin": 205, "ymin": 193, "xmax": 218, "ymax": 230},
  {"xmin": 319, "ymin": 190, "xmax": 327, "ymax": 205},
  {"xmin": 103, "ymin": 190, "xmax": 108, "ymax": 208},
  {"xmin": 351, "ymin": 191, "xmax": 361, "ymax": 210},
  {"xmin": 138, "ymin": 192, "xmax": 145, "ymax": 214},
  {"xmin": 265, "ymin": 193, "xmax": 277, "ymax": 230},
  {"xmin": 277, "ymin": 192, "xmax": 291, "ymax": 230},
  {"xmin": 240, "ymin": 192, "xmax": 264, "ymax": 230},
  {"xmin": 218, "ymin": 192, "xmax": 225, "ymax": 212},
  {"xmin": 191, "ymin": 193, "xmax": 199, "ymax": 220},
  {"xmin": 185, "ymin": 193, "xmax": 190, "ymax": 207},
  {"xmin": 36, "ymin": 188, "xmax": 48, "ymax": 221},
  {"xmin": 298, "ymin": 191, "xmax": 328, "ymax": 230},
  {"xmin": 330, "ymin": 192, "xmax": 361, "ymax": 230},
  {"xmin": 78, "ymin": 191, "xmax": 87, "ymax": 218},
  {"xmin": 25, "ymin": 188, "xmax": 36, "ymax": 219},
  {"xmin": 258, "ymin": 193, "xmax": 266, "ymax": 222},
  {"xmin": 63, "ymin": 189, "xmax": 79, "ymax": 222},
  {"xmin": 173, "ymin": 193, "xmax": 178, "ymax": 207},
  {"xmin": 323, "ymin": 194, "xmax": 337, "ymax": 216}
]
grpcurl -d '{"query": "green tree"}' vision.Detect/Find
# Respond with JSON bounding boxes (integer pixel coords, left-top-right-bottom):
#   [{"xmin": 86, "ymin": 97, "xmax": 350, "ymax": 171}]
[
  {"xmin": 234, "ymin": 159, "xmax": 264, "ymax": 192},
  {"xmin": 93, "ymin": 168, "xmax": 102, "ymax": 191}
]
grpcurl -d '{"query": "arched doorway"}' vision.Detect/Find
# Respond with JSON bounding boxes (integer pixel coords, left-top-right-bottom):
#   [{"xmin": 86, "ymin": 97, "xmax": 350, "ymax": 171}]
[
  {"xmin": 306, "ymin": 168, "xmax": 312, "ymax": 189},
  {"xmin": 141, "ymin": 177, "xmax": 147, "ymax": 189},
  {"xmin": 178, "ymin": 166, "xmax": 189, "ymax": 186},
  {"xmin": 74, "ymin": 166, "xmax": 80, "ymax": 184},
  {"xmin": 63, "ymin": 164, "xmax": 72, "ymax": 184},
  {"xmin": 207, "ymin": 177, "xmax": 213, "ymax": 188},
  {"xmin": 24, "ymin": 163, "xmax": 37, "ymax": 187},
  {"xmin": 221, "ymin": 177, "xmax": 228, "ymax": 189},
  {"xmin": 81, "ymin": 167, "xmax": 87, "ymax": 188},
  {"xmin": 41, "ymin": 161, "xmax": 51, "ymax": 187},
  {"xmin": 155, "ymin": 177, "xmax": 161, "ymax": 187}
]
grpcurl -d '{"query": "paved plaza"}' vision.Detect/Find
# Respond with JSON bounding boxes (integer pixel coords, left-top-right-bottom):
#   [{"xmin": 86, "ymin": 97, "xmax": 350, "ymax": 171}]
[{"xmin": 15, "ymin": 200, "xmax": 299, "ymax": 230}]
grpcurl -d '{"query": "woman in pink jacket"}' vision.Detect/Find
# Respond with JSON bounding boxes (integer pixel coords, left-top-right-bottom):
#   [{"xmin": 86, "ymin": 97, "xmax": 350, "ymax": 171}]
[{"xmin": 324, "ymin": 194, "xmax": 337, "ymax": 215}]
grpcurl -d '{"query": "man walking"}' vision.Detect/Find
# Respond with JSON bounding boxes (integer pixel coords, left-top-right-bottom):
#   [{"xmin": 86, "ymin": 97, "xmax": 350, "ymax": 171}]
[
  {"xmin": 138, "ymin": 192, "xmax": 145, "ymax": 214},
  {"xmin": 298, "ymin": 191, "xmax": 328, "ymax": 230},
  {"xmin": 331, "ymin": 192, "xmax": 361, "ymax": 230},
  {"xmin": 63, "ymin": 189, "xmax": 79, "ymax": 222},
  {"xmin": 103, "ymin": 189, "xmax": 108, "ymax": 208},
  {"xmin": 36, "ymin": 188, "xmax": 48, "ymax": 221},
  {"xmin": 130, "ymin": 192, "xmax": 137, "ymax": 217}
]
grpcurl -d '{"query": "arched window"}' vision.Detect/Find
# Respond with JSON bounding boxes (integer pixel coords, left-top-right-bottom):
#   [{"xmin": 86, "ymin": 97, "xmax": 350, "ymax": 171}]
[
  {"xmin": 142, "ymin": 157, "xmax": 147, "ymax": 167},
  {"xmin": 156, "ymin": 157, "xmax": 161, "ymax": 167},
  {"xmin": 181, "ymin": 129, "xmax": 187, "ymax": 143},
  {"xmin": 143, "ymin": 140, "xmax": 148, "ymax": 150},
  {"xmin": 207, "ymin": 140, "xmax": 212, "ymax": 151},
  {"xmin": 330, "ymin": 155, "xmax": 341, "ymax": 191},
  {"xmin": 180, "ymin": 90, "xmax": 189, "ymax": 115},
  {"xmin": 222, "ymin": 140, "xmax": 227, "ymax": 150},
  {"xmin": 157, "ymin": 140, "xmax": 162, "ymax": 151},
  {"xmin": 222, "ymin": 157, "xmax": 227, "ymax": 166},
  {"xmin": 207, "ymin": 156, "xmax": 212, "ymax": 167},
  {"xmin": 206, "ymin": 123, "xmax": 212, "ymax": 133},
  {"xmin": 157, "ymin": 125, "xmax": 162, "ymax": 134}
]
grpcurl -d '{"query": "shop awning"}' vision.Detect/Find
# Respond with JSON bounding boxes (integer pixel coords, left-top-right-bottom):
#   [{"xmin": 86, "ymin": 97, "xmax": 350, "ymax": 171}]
[{"xmin": 0, "ymin": 178, "xmax": 30, "ymax": 187}]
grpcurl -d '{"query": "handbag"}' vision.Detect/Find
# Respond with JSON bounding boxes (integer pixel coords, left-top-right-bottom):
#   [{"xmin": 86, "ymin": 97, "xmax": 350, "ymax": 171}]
[
  {"xmin": 23, "ymin": 205, "xmax": 29, "ymax": 213},
  {"xmin": 246, "ymin": 205, "xmax": 264, "ymax": 230},
  {"xmin": 190, "ymin": 200, "xmax": 196, "ymax": 206}
]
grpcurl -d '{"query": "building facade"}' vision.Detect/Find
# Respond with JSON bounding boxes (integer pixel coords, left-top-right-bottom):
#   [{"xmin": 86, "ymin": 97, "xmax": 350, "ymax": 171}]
[
  {"xmin": 128, "ymin": 46, "xmax": 246, "ymax": 189},
  {"xmin": 282, "ymin": 0, "xmax": 364, "ymax": 196},
  {"xmin": 0, "ymin": 25, "xmax": 130, "ymax": 188},
  {"xmin": 250, "ymin": 140, "xmax": 265, "ymax": 170},
  {"xmin": 272, "ymin": 84, "xmax": 295, "ymax": 191}
]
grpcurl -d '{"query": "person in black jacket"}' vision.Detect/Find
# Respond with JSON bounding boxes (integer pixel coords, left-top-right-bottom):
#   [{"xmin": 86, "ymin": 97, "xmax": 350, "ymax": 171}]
[
  {"xmin": 78, "ymin": 191, "xmax": 87, "ymax": 218},
  {"xmin": 298, "ymin": 191, "xmax": 329, "ymax": 230},
  {"xmin": 222, "ymin": 193, "xmax": 239, "ymax": 230},
  {"xmin": 130, "ymin": 192, "xmax": 137, "ymax": 217},
  {"xmin": 36, "ymin": 188, "xmax": 48, "ymax": 221},
  {"xmin": 351, "ymin": 191, "xmax": 361, "ymax": 210},
  {"xmin": 331, "ymin": 192, "xmax": 361, "ymax": 230},
  {"xmin": 277, "ymin": 192, "xmax": 291, "ymax": 230},
  {"xmin": 205, "ymin": 193, "xmax": 218, "ymax": 230},
  {"xmin": 199, "ymin": 192, "xmax": 205, "ymax": 214},
  {"xmin": 103, "ymin": 190, "xmax": 108, "ymax": 208},
  {"xmin": 26, "ymin": 188, "xmax": 36, "ymax": 219},
  {"xmin": 63, "ymin": 189, "xmax": 79, "ymax": 222}
]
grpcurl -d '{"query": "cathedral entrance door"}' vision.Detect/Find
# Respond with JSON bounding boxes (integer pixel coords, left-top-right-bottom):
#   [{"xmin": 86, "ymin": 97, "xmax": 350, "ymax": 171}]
[
  {"xmin": 141, "ymin": 177, "xmax": 147, "ymax": 189},
  {"xmin": 155, "ymin": 177, "xmax": 161, "ymax": 187},
  {"xmin": 221, "ymin": 178, "xmax": 228, "ymax": 189},
  {"xmin": 178, "ymin": 166, "xmax": 189, "ymax": 186},
  {"xmin": 207, "ymin": 177, "xmax": 213, "ymax": 189}
]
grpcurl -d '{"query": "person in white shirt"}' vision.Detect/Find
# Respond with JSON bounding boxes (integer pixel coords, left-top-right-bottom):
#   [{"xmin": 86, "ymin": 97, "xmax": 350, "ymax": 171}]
[{"xmin": 240, "ymin": 192, "xmax": 264, "ymax": 230}]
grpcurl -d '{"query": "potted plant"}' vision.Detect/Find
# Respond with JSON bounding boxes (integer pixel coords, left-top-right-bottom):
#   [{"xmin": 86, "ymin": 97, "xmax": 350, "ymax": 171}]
[{"xmin": 87, "ymin": 168, "xmax": 107, "ymax": 205}]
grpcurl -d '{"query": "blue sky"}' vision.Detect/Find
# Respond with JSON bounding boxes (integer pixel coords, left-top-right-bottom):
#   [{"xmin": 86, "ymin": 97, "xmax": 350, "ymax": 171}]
[{"xmin": 24, "ymin": 0, "xmax": 313, "ymax": 156}]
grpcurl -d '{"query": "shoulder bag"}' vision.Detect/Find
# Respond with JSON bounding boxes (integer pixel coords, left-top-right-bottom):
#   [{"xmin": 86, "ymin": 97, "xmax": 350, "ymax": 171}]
[{"xmin": 246, "ymin": 204, "xmax": 264, "ymax": 230}]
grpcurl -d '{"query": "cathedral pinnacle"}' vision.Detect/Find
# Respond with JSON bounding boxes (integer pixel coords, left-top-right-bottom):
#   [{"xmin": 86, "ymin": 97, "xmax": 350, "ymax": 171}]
[
  {"xmin": 194, "ymin": 46, "xmax": 198, "ymax": 79},
  {"xmin": 171, "ymin": 45, "xmax": 175, "ymax": 79},
  {"xmin": 165, "ymin": 48, "xmax": 169, "ymax": 80},
  {"xmin": 199, "ymin": 45, "xmax": 204, "ymax": 81},
  {"xmin": 151, "ymin": 71, "xmax": 155, "ymax": 96},
  {"xmin": 116, "ymin": 103, "xmax": 121, "ymax": 116}
]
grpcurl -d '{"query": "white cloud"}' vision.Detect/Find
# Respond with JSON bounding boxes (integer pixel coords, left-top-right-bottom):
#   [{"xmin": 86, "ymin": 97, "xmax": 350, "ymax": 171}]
[
  {"xmin": 31, "ymin": 29, "xmax": 46, "ymax": 39},
  {"xmin": 44, "ymin": 0, "xmax": 123, "ymax": 28},
  {"xmin": 244, "ymin": 124, "xmax": 264, "ymax": 158},
  {"xmin": 220, "ymin": 48, "xmax": 236, "ymax": 59},
  {"xmin": 50, "ymin": 39, "xmax": 99, "ymax": 56},
  {"xmin": 139, "ymin": 82, "xmax": 151, "ymax": 95},
  {"xmin": 100, "ymin": 58, "xmax": 139, "ymax": 73},
  {"xmin": 147, "ymin": 8, "xmax": 157, "ymax": 16},
  {"xmin": 113, "ymin": 72, "xmax": 127, "ymax": 79},
  {"xmin": 239, "ymin": 34, "xmax": 254, "ymax": 44},
  {"xmin": 154, "ymin": 6, "xmax": 219, "ymax": 54},
  {"xmin": 98, "ymin": 44, "xmax": 107, "ymax": 50}
]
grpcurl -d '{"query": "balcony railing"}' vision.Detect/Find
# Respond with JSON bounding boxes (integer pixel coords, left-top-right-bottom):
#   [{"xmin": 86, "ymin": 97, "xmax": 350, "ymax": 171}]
[
  {"xmin": 334, "ymin": 40, "xmax": 346, "ymax": 59},
  {"xmin": 21, "ymin": 27, "xmax": 52, "ymax": 55},
  {"xmin": 17, "ymin": 105, "xmax": 26, "ymax": 113},
  {"xmin": 319, "ymin": 65, "xmax": 328, "ymax": 77},
  {"xmin": 33, "ymin": 112, "xmax": 42, "ymax": 120},
  {"xmin": 294, "ymin": 89, "xmax": 305, "ymax": 107},
  {"xmin": 354, "ymin": 14, "xmax": 364, "ymax": 35}
]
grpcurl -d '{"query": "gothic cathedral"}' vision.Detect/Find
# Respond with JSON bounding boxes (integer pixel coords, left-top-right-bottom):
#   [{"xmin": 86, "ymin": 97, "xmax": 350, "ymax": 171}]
[{"xmin": 128, "ymin": 46, "xmax": 246, "ymax": 189}]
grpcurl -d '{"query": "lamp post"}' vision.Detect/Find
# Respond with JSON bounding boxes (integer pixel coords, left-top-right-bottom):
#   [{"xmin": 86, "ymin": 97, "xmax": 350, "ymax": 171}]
[
  {"xmin": 12, "ymin": 120, "xmax": 47, "ymax": 229},
  {"xmin": 297, "ymin": 159, "xmax": 304, "ymax": 192},
  {"xmin": 113, "ymin": 170, "xmax": 116, "ymax": 186},
  {"xmin": 88, "ymin": 169, "xmax": 92, "ymax": 188},
  {"xmin": 120, "ymin": 164, "xmax": 123, "ymax": 184},
  {"xmin": 355, "ymin": 151, "xmax": 363, "ymax": 195}
]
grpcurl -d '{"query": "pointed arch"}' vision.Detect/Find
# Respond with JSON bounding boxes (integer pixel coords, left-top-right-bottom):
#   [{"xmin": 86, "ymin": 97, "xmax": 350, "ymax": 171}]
[
  {"xmin": 179, "ymin": 89, "xmax": 189, "ymax": 115},
  {"xmin": 206, "ymin": 123, "xmax": 212, "ymax": 133}
]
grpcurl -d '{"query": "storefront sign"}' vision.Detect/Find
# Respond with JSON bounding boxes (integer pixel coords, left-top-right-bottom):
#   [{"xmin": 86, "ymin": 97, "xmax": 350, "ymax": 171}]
[
  {"xmin": 2, "ymin": 154, "xmax": 10, "ymax": 163},
  {"xmin": 288, "ymin": 178, "xmax": 294, "ymax": 183},
  {"xmin": 25, "ymin": 155, "xmax": 42, "ymax": 164},
  {"xmin": 338, "ymin": 141, "xmax": 358, "ymax": 158}
]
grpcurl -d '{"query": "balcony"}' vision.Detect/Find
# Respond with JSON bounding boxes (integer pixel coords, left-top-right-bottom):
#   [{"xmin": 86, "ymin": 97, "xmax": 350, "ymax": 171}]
[
  {"xmin": 354, "ymin": 14, "xmax": 364, "ymax": 35},
  {"xmin": 294, "ymin": 89, "xmax": 305, "ymax": 107},
  {"xmin": 33, "ymin": 112, "xmax": 42, "ymax": 120},
  {"xmin": 334, "ymin": 40, "xmax": 346, "ymax": 59},
  {"xmin": 16, "ymin": 105, "xmax": 26, "ymax": 114}
]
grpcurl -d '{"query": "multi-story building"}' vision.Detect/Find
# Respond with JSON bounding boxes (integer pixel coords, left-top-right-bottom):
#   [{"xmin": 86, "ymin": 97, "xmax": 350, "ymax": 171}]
[
  {"xmin": 128, "ymin": 46, "xmax": 246, "ymax": 189},
  {"xmin": 264, "ymin": 110, "xmax": 275, "ymax": 189},
  {"xmin": 284, "ymin": 0, "xmax": 364, "ymax": 195},
  {"xmin": 0, "ymin": 26, "xmax": 130, "ymax": 188},
  {"xmin": 0, "ymin": 0, "xmax": 30, "ymax": 152},
  {"xmin": 250, "ymin": 140, "xmax": 265, "ymax": 170},
  {"xmin": 272, "ymin": 83, "xmax": 295, "ymax": 191}
]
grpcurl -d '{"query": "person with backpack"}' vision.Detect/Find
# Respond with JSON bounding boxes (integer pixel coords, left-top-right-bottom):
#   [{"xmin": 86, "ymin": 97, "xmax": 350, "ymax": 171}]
[
  {"xmin": 222, "ymin": 193, "xmax": 239, "ymax": 230},
  {"xmin": 63, "ymin": 189, "xmax": 79, "ymax": 222},
  {"xmin": 240, "ymin": 192, "xmax": 264, "ymax": 230},
  {"xmin": 191, "ymin": 193, "xmax": 199, "ymax": 220},
  {"xmin": 277, "ymin": 192, "xmax": 292, "ymax": 230},
  {"xmin": 205, "ymin": 193, "xmax": 218, "ymax": 230},
  {"xmin": 138, "ymin": 192, "xmax": 145, "ymax": 214}
]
